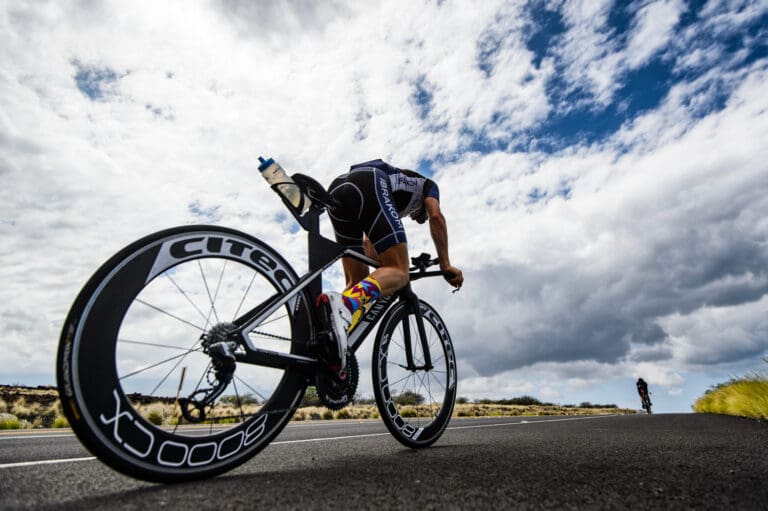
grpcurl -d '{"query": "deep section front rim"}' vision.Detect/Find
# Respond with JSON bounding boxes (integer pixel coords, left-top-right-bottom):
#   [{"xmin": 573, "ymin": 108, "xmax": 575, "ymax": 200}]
[{"xmin": 372, "ymin": 300, "xmax": 457, "ymax": 448}]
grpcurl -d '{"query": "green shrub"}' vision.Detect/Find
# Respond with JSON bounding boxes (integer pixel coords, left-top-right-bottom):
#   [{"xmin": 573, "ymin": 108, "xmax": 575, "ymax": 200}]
[
  {"xmin": 301, "ymin": 387, "xmax": 322, "ymax": 407},
  {"xmin": 336, "ymin": 408, "xmax": 351, "ymax": 420},
  {"xmin": 0, "ymin": 416, "xmax": 21, "ymax": 429},
  {"xmin": 146, "ymin": 409, "xmax": 164, "ymax": 425},
  {"xmin": 220, "ymin": 393, "xmax": 261, "ymax": 406},
  {"xmin": 322, "ymin": 409, "xmax": 334, "ymax": 420},
  {"xmin": 52, "ymin": 416, "xmax": 70, "ymax": 428},
  {"xmin": 394, "ymin": 391, "xmax": 424, "ymax": 406}
]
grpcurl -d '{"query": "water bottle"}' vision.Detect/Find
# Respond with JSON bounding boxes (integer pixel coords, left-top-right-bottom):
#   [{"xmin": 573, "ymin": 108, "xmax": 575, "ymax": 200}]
[{"xmin": 258, "ymin": 156, "xmax": 312, "ymax": 215}]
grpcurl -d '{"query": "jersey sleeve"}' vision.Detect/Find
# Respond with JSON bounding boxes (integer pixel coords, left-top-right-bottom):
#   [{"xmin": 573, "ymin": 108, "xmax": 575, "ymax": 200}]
[
  {"xmin": 398, "ymin": 168, "xmax": 440, "ymax": 202},
  {"xmin": 424, "ymin": 179, "xmax": 440, "ymax": 201}
]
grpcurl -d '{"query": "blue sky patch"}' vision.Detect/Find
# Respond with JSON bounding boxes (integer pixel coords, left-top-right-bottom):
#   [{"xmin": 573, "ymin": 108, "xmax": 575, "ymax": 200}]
[
  {"xmin": 72, "ymin": 60, "xmax": 122, "ymax": 100},
  {"xmin": 476, "ymin": 24, "xmax": 510, "ymax": 78},
  {"xmin": 411, "ymin": 76, "xmax": 434, "ymax": 121},
  {"xmin": 426, "ymin": 0, "xmax": 764, "ymax": 160},
  {"xmin": 188, "ymin": 201, "xmax": 221, "ymax": 222},
  {"xmin": 523, "ymin": 2, "xmax": 566, "ymax": 68}
]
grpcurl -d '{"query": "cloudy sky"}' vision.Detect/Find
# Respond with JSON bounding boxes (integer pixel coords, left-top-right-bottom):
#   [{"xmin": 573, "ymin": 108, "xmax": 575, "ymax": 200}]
[{"xmin": 1, "ymin": 0, "xmax": 766, "ymax": 412}]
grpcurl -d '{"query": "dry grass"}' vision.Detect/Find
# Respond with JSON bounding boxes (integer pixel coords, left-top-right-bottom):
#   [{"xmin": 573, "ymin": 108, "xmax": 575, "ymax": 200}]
[
  {"xmin": 0, "ymin": 385, "xmax": 635, "ymax": 429},
  {"xmin": 694, "ymin": 377, "xmax": 768, "ymax": 419},
  {"xmin": 0, "ymin": 386, "xmax": 68, "ymax": 428}
]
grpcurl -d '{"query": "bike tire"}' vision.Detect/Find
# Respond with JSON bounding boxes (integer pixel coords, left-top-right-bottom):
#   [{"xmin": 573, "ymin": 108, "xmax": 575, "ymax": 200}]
[
  {"xmin": 372, "ymin": 299, "xmax": 457, "ymax": 448},
  {"xmin": 57, "ymin": 225, "xmax": 312, "ymax": 482}
]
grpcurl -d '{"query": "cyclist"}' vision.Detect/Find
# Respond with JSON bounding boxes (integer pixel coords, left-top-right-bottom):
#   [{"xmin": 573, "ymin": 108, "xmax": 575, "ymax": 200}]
[
  {"xmin": 320, "ymin": 159, "xmax": 463, "ymax": 374},
  {"xmin": 636, "ymin": 378, "xmax": 650, "ymax": 407}
]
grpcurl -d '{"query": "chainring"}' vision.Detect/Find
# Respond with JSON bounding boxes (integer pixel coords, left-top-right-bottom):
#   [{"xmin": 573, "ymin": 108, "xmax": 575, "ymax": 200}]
[{"xmin": 315, "ymin": 352, "xmax": 359, "ymax": 410}]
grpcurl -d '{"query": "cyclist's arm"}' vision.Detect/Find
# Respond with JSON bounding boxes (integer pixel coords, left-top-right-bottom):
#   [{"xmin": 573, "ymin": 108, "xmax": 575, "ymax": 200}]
[{"xmin": 424, "ymin": 197, "xmax": 463, "ymax": 288}]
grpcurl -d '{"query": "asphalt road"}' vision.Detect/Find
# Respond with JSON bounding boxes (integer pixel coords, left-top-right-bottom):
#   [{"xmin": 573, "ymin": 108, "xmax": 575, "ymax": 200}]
[{"xmin": 1, "ymin": 413, "xmax": 766, "ymax": 510}]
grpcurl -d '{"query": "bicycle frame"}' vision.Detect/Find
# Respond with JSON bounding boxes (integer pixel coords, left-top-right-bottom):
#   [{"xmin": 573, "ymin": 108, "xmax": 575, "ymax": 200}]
[{"xmin": 230, "ymin": 199, "xmax": 440, "ymax": 375}]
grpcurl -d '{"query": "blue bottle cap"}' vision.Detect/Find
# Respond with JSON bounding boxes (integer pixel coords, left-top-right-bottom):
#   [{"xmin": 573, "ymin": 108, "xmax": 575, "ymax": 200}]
[{"xmin": 258, "ymin": 156, "xmax": 275, "ymax": 172}]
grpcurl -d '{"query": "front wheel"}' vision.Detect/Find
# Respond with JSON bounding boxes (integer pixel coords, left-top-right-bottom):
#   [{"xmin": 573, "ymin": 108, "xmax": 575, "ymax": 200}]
[
  {"xmin": 372, "ymin": 299, "xmax": 457, "ymax": 448},
  {"xmin": 644, "ymin": 399, "xmax": 652, "ymax": 415},
  {"xmin": 56, "ymin": 225, "xmax": 312, "ymax": 482}
]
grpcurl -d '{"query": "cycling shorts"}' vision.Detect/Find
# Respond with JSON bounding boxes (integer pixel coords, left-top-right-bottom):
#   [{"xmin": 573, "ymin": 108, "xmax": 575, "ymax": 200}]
[{"xmin": 328, "ymin": 168, "xmax": 407, "ymax": 254}]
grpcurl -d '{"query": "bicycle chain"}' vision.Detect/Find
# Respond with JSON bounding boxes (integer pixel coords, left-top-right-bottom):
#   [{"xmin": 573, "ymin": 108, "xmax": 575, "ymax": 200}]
[{"xmin": 250, "ymin": 329, "xmax": 292, "ymax": 341}]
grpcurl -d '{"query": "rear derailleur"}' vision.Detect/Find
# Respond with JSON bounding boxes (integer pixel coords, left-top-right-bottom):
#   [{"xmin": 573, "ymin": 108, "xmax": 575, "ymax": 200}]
[{"xmin": 178, "ymin": 322, "xmax": 238, "ymax": 423}]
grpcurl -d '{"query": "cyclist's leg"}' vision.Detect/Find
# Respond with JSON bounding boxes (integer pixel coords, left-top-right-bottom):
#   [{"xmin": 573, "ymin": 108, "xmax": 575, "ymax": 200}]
[
  {"xmin": 342, "ymin": 256, "xmax": 369, "ymax": 289},
  {"xmin": 369, "ymin": 242, "xmax": 409, "ymax": 296},
  {"xmin": 337, "ymin": 242, "xmax": 409, "ymax": 331}
]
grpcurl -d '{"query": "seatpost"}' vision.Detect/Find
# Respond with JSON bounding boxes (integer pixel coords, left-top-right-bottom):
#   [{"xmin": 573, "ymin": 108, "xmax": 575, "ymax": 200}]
[{"xmin": 305, "ymin": 210, "xmax": 323, "ymax": 300}]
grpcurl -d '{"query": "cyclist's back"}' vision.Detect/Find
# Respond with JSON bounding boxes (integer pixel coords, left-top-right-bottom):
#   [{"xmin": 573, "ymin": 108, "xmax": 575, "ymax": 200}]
[{"xmin": 347, "ymin": 159, "xmax": 440, "ymax": 221}]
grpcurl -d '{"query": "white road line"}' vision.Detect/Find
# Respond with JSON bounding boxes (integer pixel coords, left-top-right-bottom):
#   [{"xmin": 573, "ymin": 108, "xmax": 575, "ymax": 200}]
[
  {"xmin": 0, "ymin": 433, "xmax": 75, "ymax": 441},
  {"xmin": 271, "ymin": 432, "xmax": 390, "ymax": 445},
  {"xmin": 446, "ymin": 414, "xmax": 616, "ymax": 431},
  {"xmin": 0, "ymin": 457, "xmax": 97, "ymax": 469},
  {"xmin": 0, "ymin": 415, "xmax": 619, "ymax": 469}
]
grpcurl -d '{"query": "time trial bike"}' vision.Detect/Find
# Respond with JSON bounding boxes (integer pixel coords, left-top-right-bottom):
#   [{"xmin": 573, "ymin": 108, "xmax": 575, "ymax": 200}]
[{"xmin": 56, "ymin": 165, "xmax": 458, "ymax": 483}]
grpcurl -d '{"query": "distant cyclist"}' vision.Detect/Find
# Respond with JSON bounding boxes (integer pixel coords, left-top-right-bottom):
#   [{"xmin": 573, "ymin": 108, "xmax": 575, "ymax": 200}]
[
  {"xmin": 319, "ymin": 159, "xmax": 463, "ymax": 374},
  {"xmin": 636, "ymin": 378, "xmax": 651, "ymax": 407}
]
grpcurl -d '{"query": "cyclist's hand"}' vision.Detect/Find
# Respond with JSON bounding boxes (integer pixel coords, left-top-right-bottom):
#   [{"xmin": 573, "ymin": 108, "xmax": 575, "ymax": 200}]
[{"xmin": 441, "ymin": 265, "xmax": 463, "ymax": 289}]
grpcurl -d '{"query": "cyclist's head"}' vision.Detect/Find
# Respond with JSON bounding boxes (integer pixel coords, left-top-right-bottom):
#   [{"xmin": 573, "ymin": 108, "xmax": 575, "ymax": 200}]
[{"xmin": 637, "ymin": 378, "xmax": 645, "ymax": 383}]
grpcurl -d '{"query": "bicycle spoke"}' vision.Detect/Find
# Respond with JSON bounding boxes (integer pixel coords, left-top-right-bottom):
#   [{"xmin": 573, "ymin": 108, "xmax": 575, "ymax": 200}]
[
  {"xmin": 233, "ymin": 271, "xmax": 258, "ymax": 321},
  {"xmin": 387, "ymin": 372, "xmax": 414, "ymax": 388},
  {"xmin": 135, "ymin": 299, "xmax": 205, "ymax": 332},
  {"xmin": 412, "ymin": 370, "xmax": 436, "ymax": 410},
  {"xmin": 211, "ymin": 259, "xmax": 227, "ymax": 318},
  {"xmin": 231, "ymin": 378, "xmax": 247, "ymax": 421},
  {"xmin": 424, "ymin": 370, "xmax": 446, "ymax": 398},
  {"xmin": 198, "ymin": 259, "xmax": 220, "ymax": 327},
  {"xmin": 397, "ymin": 372, "xmax": 416, "ymax": 399},
  {"xmin": 148, "ymin": 340, "xmax": 204, "ymax": 396},
  {"xmin": 166, "ymin": 273, "xmax": 210, "ymax": 324},
  {"xmin": 234, "ymin": 374, "xmax": 271, "ymax": 404},
  {"xmin": 119, "ymin": 338, "xmax": 204, "ymax": 352},
  {"xmin": 119, "ymin": 350, "xmax": 197, "ymax": 381}
]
